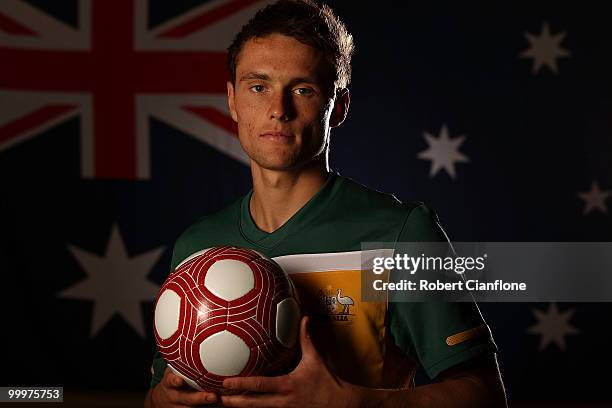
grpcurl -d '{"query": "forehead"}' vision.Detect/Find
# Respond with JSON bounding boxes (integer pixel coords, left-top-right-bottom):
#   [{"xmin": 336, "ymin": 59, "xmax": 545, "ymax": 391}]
[{"xmin": 236, "ymin": 34, "xmax": 332, "ymax": 84}]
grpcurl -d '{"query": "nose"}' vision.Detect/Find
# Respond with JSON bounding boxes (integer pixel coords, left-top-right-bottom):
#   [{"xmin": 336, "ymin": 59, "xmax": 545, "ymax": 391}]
[{"xmin": 268, "ymin": 91, "xmax": 293, "ymax": 122}]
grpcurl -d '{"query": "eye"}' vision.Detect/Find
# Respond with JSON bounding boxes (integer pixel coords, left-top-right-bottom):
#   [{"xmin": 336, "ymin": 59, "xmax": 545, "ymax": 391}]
[
  {"xmin": 250, "ymin": 85, "xmax": 266, "ymax": 93},
  {"xmin": 293, "ymin": 87, "xmax": 314, "ymax": 96}
]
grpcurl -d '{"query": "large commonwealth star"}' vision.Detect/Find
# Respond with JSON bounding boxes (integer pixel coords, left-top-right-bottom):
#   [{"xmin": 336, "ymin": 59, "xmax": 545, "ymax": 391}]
[{"xmin": 59, "ymin": 224, "xmax": 164, "ymax": 338}]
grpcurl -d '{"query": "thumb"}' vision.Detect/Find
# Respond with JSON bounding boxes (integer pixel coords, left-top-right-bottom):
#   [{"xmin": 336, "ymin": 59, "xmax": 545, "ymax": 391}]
[
  {"xmin": 173, "ymin": 375, "xmax": 183, "ymax": 387},
  {"xmin": 167, "ymin": 371, "xmax": 183, "ymax": 388},
  {"xmin": 299, "ymin": 316, "xmax": 318, "ymax": 361}
]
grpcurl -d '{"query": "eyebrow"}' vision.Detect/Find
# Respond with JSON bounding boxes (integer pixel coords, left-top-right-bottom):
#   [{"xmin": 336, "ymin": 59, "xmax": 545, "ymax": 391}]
[
  {"xmin": 239, "ymin": 72, "xmax": 319, "ymax": 86},
  {"xmin": 239, "ymin": 72, "xmax": 270, "ymax": 81},
  {"xmin": 289, "ymin": 77, "xmax": 318, "ymax": 86}
]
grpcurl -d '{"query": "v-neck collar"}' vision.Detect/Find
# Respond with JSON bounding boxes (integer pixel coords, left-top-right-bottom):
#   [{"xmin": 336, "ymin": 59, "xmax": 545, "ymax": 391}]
[{"xmin": 239, "ymin": 173, "xmax": 342, "ymax": 249}]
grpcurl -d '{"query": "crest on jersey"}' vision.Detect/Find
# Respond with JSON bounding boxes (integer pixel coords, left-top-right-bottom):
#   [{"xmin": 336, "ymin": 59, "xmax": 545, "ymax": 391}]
[{"xmin": 316, "ymin": 285, "xmax": 356, "ymax": 322}]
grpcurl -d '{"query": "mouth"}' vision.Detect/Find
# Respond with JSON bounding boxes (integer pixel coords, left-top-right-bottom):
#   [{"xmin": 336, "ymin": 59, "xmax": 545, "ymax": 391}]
[{"xmin": 259, "ymin": 131, "xmax": 295, "ymax": 142}]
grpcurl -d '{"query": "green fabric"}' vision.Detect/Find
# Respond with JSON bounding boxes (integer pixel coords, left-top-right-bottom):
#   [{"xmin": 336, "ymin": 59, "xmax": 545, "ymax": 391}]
[
  {"xmin": 388, "ymin": 204, "xmax": 497, "ymax": 379},
  {"xmin": 168, "ymin": 174, "xmax": 412, "ymax": 269},
  {"xmin": 150, "ymin": 173, "xmax": 495, "ymax": 388},
  {"xmin": 151, "ymin": 351, "xmax": 166, "ymax": 388}
]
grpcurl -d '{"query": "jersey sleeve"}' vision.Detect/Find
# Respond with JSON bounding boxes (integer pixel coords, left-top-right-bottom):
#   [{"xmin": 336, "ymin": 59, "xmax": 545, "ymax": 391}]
[
  {"xmin": 388, "ymin": 203, "xmax": 498, "ymax": 379},
  {"xmin": 150, "ymin": 351, "xmax": 167, "ymax": 388}
]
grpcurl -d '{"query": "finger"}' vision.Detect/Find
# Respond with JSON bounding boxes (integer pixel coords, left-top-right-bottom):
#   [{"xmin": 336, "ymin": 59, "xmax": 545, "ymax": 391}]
[
  {"xmin": 223, "ymin": 375, "xmax": 284, "ymax": 393},
  {"xmin": 222, "ymin": 392, "xmax": 284, "ymax": 408},
  {"xmin": 173, "ymin": 389, "xmax": 219, "ymax": 405}
]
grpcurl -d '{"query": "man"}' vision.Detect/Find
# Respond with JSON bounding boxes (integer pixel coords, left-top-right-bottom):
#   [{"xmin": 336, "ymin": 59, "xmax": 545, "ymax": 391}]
[{"xmin": 145, "ymin": 1, "xmax": 507, "ymax": 407}]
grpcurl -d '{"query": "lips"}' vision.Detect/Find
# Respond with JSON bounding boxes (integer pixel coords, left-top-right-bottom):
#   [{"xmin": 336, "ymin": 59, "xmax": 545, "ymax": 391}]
[{"xmin": 259, "ymin": 131, "xmax": 294, "ymax": 141}]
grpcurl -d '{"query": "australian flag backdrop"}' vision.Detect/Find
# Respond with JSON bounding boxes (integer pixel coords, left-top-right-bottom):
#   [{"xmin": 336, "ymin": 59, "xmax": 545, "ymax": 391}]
[{"xmin": 1, "ymin": 0, "xmax": 611, "ymax": 406}]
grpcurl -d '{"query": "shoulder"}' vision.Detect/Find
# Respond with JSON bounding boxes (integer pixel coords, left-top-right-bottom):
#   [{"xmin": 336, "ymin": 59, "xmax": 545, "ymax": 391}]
[
  {"xmin": 336, "ymin": 176, "xmax": 448, "ymax": 242},
  {"xmin": 397, "ymin": 201, "xmax": 449, "ymax": 243},
  {"xmin": 323, "ymin": 175, "xmax": 447, "ymax": 244},
  {"xmin": 171, "ymin": 197, "xmax": 243, "ymax": 269},
  {"xmin": 180, "ymin": 199, "xmax": 241, "ymax": 239},
  {"xmin": 334, "ymin": 175, "xmax": 420, "ymax": 215},
  {"xmin": 336, "ymin": 176, "xmax": 438, "ymax": 224}
]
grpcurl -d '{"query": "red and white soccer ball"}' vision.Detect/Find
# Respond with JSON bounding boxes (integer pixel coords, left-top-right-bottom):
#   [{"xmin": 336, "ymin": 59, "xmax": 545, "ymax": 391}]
[{"xmin": 153, "ymin": 246, "xmax": 301, "ymax": 392}]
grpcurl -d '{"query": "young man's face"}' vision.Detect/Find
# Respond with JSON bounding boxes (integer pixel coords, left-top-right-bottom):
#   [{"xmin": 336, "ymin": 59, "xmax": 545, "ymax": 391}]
[{"xmin": 227, "ymin": 33, "xmax": 346, "ymax": 171}]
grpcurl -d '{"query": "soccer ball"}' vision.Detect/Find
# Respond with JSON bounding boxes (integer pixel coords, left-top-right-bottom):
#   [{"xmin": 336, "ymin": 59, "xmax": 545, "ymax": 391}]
[{"xmin": 153, "ymin": 246, "xmax": 301, "ymax": 391}]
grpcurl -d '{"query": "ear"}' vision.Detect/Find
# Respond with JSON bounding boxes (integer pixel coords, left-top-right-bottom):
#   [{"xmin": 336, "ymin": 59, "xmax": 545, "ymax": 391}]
[
  {"xmin": 227, "ymin": 81, "xmax": 238, "ymax": 123},
  {"xmin": 329, "ymin": 88, "xmax": 350, "ymax": 128}
]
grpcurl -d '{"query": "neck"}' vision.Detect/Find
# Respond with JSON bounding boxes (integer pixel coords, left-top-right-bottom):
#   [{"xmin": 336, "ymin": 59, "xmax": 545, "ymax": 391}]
[{"xmin": 249, "ymin": 157, "xmax": 329, "ymax": 233}]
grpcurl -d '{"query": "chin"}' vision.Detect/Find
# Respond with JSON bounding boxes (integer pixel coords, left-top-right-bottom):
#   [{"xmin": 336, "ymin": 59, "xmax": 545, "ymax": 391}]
[
  {"xmin": 256, "ymin": 160, "xmax": 300, "ymax": 172},
  {"xmin": 252, "ymin": 153, "xmax": 302, "ymax": 171}
]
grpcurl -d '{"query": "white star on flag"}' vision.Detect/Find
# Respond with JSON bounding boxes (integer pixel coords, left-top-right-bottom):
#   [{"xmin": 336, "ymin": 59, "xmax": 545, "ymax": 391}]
[
  {"xmin": 59, "ymin": 224, "xmax": 164, "ymax": 338},
  {"xmin": 520, "ymin": 22, "xmax": 571, "ymax": 74},
  {"xmin": 527, "ymin": 303, "xmax": 579, "ymax": 351},
  {"xmin": 577, "ymin": 181, "xmax": 611, "ymax": 215},
  {"xmin": 418, "ymin": 124, "xmax": 469, "ymax": 179}
]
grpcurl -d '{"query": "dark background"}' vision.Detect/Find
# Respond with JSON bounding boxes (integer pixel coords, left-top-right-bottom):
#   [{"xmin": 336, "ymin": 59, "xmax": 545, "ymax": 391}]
[{"xmin": 1, "ymin": 0, "xmax": 611, "ymax": 406}]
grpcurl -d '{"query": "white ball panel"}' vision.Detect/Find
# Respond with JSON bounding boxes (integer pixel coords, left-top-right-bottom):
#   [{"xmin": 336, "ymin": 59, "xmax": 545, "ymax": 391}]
[
  {"xmin": 155, "ymin": 289, "xmax": 181, "ymax": 340},
  {"xmin": 200, "ymin": 330, "xmax": 251, "ymax": 376},
  {"xmin": 276, "ymin": 298, "xmax": 300, "ymax": 348},
  {"xmin": 205, "ymin": 259, "xmax": 254, "ymax": 301},
  {"xmin": 168, "ymin": 364, "xmax": 202, "ymax": 390},
  {"xmin": 175, "ymin": 248, "xmax": 212, "ymax": 269}
]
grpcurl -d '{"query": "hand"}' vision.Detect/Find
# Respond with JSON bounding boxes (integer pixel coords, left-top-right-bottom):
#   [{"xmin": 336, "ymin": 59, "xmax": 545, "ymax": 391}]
[
  {"xmin": 150, "ymin": 367, "xmax": 219, "ymax": 407},
  {"xmin": 221, "ymin": 316, "xmax": 358, "ymax": 408}
]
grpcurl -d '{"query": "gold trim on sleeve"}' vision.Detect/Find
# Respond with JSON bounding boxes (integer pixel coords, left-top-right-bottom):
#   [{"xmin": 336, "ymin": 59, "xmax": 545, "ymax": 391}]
[{"xmin": 446, "ymin": 324, "xmax": 489, "ymax": 346}]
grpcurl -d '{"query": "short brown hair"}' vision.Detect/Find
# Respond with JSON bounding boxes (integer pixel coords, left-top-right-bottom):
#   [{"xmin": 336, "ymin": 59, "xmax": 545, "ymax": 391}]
[{"xmin": 227, "ymin": 0, "xmax": 354, "ymax": 90}]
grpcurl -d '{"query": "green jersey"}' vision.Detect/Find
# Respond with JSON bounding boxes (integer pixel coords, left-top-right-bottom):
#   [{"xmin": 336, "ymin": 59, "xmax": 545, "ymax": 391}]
[{"xmin": 151, "ymin": 173, "xmax": 495, "ymax": 388}]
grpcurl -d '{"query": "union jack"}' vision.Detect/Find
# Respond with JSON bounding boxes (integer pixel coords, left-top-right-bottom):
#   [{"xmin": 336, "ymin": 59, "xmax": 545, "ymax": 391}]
[{"xmin": 0, "ymin": 0, "xmax": 271, "ymax": 180}]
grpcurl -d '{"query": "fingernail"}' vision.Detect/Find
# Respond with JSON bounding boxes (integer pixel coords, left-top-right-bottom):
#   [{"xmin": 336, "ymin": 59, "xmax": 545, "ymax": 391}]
[{"xmin": 206, "ymin": 394, "xmax": 217, "ymax": 402}]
